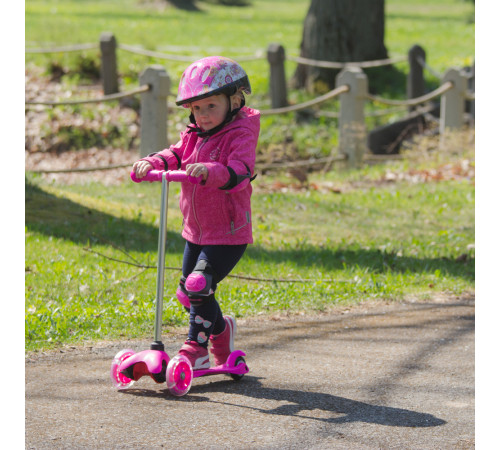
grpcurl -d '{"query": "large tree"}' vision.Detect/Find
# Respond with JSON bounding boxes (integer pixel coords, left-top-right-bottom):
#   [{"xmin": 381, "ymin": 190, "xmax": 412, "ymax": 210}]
[{"xmin": 293, "ymin": 0, "xmax": 388, "ymax": 92}]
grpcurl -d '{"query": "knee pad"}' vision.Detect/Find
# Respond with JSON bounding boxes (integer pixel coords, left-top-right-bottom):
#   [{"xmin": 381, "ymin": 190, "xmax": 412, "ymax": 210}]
[
  {"xmin": 176, "ymin": 277, "xmax": 191, "ymax": 310},
  {"xmin": 185, "ymin": 259, "xmax": 216, "ymax": 301}
]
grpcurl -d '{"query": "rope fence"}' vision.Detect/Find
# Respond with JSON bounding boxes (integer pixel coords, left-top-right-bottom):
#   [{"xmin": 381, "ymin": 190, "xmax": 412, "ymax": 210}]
[
  {"xmin": 29, "ymin": 163, "xmax": 134, "ymax": 174},
  {"xmin": 416, "ymin": 55, "xmax": 443, "ymax": 79},
  {"xmin": 23, "ymin": 79, "xmax": 459, "ymax": 115},
  {"xmin": 25, "ymin": 43, "xmax": 99, "ymax": 54},
  {"xmin": 465, "ymin": 91, "xmax": 475, "ymax": 101},
  {"xmin": 365, "ymin": 81, "xmax": 453, "ymax": 107},
  {"xmin": 25, "ymin": 84, "xmax": 150, "ymax": 106},
  {"xmin": 118, "ymin": 44, "xmax": 201, "ymax": 62},
  {"xmin": 260, "ymin": 84, "xmax": 349, "ymax": 116},
  {"xmin": 118, "ymin": 43, "xmax": 265, "ymax": 63},
  {"xmin": 24, "ymin": 37, "xmax": 425, "ymax": 71},
  {"xmin": 289, "ymin": 55, "xmax": 406, "ymax": 69},
  {"xmin": 25, "ymin": 35, "xmax": 459, "ymax": 88},
  {"xmin": 26, "ymin": 35, "xmax": 466, "ymax": 111},
  {"xmin": 26, "ymin": 35, "xmax": 474, "ymax": 172}
]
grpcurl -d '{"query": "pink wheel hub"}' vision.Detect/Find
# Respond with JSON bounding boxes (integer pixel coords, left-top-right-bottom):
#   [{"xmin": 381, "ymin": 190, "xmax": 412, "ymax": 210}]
[{"xmin": 166, "ymin": 355, "xmax": 193, "ymax": 397}]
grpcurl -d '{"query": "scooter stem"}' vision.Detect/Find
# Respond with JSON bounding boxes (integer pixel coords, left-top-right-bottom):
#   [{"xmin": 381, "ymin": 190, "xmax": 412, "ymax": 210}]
[
  {"xmin": 130, "ymin": 169, "xmax": 200, "ymax": 351},
  {"xmin": 152, "ymin": 172, "xmax": 169, "ymax": 350}
]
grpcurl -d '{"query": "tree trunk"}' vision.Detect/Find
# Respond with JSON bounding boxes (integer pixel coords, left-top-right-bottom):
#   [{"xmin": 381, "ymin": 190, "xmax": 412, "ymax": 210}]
[{"xmin": 293, "ymin": 0, "xmax": 388, "ymax": 92}]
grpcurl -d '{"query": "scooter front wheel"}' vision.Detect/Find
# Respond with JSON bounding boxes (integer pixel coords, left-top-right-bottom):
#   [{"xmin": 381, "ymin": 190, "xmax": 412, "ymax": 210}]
[
  {"xmin": 166, "ymin": 355, "xmax": 193, "ymax": 397},
  {"xmin": 110, "ymin": 349, "xmax": 136, "ymax": 389}
]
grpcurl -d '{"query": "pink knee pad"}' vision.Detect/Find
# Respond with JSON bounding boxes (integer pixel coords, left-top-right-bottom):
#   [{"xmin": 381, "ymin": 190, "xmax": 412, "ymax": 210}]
[
  {"xmin": 185, "ymin": 259, "xmax": 214, "ymax": 296},
  {"xmin": 176, "ymin": 288, "xmax": 191, "ymax": 308},
  {"xmin": 185, "ymin": 273, "xmax": 208, "ymax": 293}
]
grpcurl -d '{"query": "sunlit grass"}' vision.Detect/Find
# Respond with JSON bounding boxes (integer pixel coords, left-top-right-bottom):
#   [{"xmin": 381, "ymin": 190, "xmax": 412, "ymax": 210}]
[
  {"xmin": 25, "ymin": 1, "xmax": 475, "ymax": 352},
  {"xmin": 25, "ymin": 135, "xmax": 474, "ymax": 351}
]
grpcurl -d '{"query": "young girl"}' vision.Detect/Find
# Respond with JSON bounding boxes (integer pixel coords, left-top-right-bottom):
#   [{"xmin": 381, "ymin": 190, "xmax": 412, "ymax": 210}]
[{"xmin": 132, "ymin": 56, "xmax": 260, "ymax": 369}]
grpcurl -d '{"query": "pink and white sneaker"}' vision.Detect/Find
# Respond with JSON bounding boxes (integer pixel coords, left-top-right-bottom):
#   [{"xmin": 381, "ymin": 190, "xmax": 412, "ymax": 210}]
[
  {"xmin": 178, "ymin": 341, "xmax": 210, "ymax": 370},
  {"xmin": 209, "ymin": 316, "xmax": 236, "ymax": 366}
]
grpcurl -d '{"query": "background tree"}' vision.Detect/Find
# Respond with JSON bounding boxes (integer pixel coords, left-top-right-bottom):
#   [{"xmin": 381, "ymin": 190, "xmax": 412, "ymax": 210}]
[{"xmin": 293, "ymin": 0, "xmax": 388, "ymax": 93}]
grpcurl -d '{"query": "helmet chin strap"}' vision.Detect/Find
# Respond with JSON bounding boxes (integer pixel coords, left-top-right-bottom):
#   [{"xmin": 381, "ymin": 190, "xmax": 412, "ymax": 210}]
[{"xmin": 187, "ymin": 96, "xmax": 245, "ymax": 138}]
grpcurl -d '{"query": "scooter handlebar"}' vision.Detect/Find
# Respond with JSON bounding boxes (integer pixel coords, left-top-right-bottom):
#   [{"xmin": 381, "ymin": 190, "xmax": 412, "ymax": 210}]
[{"xmin": 131, "ymin": 170, "xmax": 202, "ymax": 184}]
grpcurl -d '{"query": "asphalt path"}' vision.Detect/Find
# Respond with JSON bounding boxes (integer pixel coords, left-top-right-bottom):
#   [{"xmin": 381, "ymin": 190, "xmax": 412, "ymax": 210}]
[{"xmin": 25, "ymin": 295, "xmax": 474, "ymax": 449}]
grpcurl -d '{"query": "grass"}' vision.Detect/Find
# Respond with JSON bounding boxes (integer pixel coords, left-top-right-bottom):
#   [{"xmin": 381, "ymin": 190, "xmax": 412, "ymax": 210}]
[
  {"xmin": 25, "ymin": 0, "xmax": 475, "ymax": 73},
  {"xmin": 25, "ymin": 1, "xmax": 475, "ymax": 351},
  {"xmin": 25, "ymin": 132, "xmax": 475, "ymax": 352}
]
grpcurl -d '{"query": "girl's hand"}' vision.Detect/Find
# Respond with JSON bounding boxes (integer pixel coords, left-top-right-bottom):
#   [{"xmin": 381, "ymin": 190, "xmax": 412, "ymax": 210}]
[
  {"xmin": 132, "ymin": 161, "xmax": 153, "ymax": 178},
  {"xmin": 186, "ymin": 163, "xmax": 208, "ymax": 181}
]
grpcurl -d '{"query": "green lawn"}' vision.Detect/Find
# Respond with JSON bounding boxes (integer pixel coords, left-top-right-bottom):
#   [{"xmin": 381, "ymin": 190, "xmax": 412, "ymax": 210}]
[
  {"xmin": 25, "ymin": 0, "xmax": 475, "ymax": 75},
  {"xmin": 25, "ymin": 0, "xmax": 475, "ymax": 351},
  {"xmin": 26, "ymin": 142, "xmax": 475, "ymax": 351}
]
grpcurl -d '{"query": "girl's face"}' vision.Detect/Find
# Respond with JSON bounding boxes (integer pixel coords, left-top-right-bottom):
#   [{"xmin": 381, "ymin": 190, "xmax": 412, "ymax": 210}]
[{"xmin": 190, "ymin": 95, "xmax": 229, "ymax": 131}]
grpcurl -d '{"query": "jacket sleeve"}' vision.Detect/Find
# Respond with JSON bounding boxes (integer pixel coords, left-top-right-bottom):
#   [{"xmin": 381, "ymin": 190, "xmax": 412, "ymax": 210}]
[
  {"xmin": 203, "ymin": 128, "xmax": 258, "ymax": 191},
  {"xmin": 138, "ymin": 130, "xmax": 188, "ymax": 171}
]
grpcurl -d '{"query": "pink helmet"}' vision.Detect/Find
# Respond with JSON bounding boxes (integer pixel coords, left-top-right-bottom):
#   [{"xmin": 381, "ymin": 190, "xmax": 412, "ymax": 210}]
[{"xmin": 176, "ymin": 56, "xmax": 251, "ymax": 107}]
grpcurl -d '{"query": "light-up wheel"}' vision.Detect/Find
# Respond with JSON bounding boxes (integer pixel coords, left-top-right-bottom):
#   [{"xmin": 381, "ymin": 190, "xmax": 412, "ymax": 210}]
[
  {"xmin": 166, "ymin": 355, "xmax": 193, "ymax": 397},
  {"xmin": 110, "ymin": 349, "xmax": 135, "ymax": 389}
]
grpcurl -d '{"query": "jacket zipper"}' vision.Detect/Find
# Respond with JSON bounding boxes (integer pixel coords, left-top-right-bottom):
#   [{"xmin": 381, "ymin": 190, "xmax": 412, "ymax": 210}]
[{"xmin": 192, "ymin": 138, "xmax": 208, "ymax": 244}]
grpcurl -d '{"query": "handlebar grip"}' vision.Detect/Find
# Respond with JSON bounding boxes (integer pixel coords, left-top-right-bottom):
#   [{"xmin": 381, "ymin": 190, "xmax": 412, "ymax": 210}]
[
  {"xmin": 166, "ymin": 170, "xmax": 194, "ymax": 183},
  {"xmin": 130, "ymin": 170, "xmax": 162, "ymax": 183},
  {"xmin": 130, "ymin": 170, "xmax": 202, "ymax": 184}
]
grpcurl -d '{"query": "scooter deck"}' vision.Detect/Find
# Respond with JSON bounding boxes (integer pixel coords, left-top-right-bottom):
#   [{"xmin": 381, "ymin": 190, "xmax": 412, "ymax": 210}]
[
  {"xmin": 116, "ymin": 349, "xmax": 248, "ymax": 384},
  {"xmin": 193, "ymin": 351, "xmax": 249, "ymax": 378}
]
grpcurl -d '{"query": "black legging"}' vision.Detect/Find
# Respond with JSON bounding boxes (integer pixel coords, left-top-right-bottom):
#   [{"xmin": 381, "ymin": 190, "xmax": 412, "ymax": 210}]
[{"xmin": 182, "ymin": 241, "xmax": 247, "ymax": 347}]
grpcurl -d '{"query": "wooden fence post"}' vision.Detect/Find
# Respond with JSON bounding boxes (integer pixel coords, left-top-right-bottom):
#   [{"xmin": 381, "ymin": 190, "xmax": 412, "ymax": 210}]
[
  {"xmin": 100, "ymin": 32, "xmax": 119, "ymax": 95},
  {"xmin": 468, "ymin": 61, "xmax": 475, "ymax": 122},
  {"xmin": 267, "ymin": 43, "xmax": 288, "ymax": 108},
  {"xmin": 440, "ymin": 67, "xmax": 467, "ymax": 137},
  {"xmin": 336, "ymin": 67, "xmax": 368, "ymax": 168},
  {"xmin": 139, "ymin": 65, "xmax": 170, "ymax": 158},
  {"xmin": 407, "ymin": 44, "xmax": 426, "ymax": 112}
]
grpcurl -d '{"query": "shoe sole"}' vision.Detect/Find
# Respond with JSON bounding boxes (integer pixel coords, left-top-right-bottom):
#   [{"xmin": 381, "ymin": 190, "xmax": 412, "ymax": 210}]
[{"xmin": 192, "ymin": 355, "xmax": 210, "ymax": 370}]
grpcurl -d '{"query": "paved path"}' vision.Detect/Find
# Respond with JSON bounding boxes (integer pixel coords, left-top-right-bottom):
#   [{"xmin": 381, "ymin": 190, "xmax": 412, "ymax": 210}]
[{"xmin": 26, "ymin": 295, "xmax": 474, "ymax": 449}]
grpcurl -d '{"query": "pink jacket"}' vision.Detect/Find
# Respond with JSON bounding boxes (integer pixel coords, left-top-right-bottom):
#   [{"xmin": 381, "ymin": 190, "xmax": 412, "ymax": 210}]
[{"xmin": 140, "ymin": 106, "xmax": 260, "ymax": 245}]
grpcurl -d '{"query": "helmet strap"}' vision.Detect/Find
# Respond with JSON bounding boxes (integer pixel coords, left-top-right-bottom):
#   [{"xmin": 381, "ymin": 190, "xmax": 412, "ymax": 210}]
[{"xmin": 187, "ymin": 95, "xmax": 245, "ymax": 138}]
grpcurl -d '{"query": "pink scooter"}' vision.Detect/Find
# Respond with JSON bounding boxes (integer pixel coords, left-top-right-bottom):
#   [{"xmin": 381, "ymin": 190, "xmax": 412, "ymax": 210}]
[{"xmin": 110, "ymin": 170, "xmax": 249, "ymax": 396}]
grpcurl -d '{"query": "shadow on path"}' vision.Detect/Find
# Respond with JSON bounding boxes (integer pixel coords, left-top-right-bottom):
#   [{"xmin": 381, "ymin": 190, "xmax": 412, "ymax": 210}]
[{"xmin": 121, "ymin": 376, "xmax": 445, "ymax": 427}]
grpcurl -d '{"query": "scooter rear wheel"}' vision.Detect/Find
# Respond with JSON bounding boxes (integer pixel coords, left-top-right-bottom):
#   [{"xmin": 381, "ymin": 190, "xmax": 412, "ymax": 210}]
[
  {"xmin": 230, "ymin": 356, "xmax": 246, "ymax": 381},
  {"xmin": 166, "ymin": 355, "xmax": 193, "ymax": 397},
  {"xmin": 110, "ymin": 349, "xmax": 136, "ymax": 389}
]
